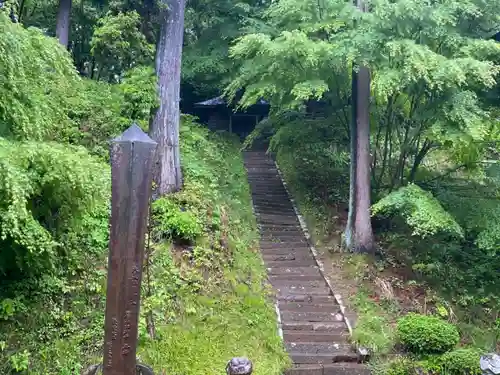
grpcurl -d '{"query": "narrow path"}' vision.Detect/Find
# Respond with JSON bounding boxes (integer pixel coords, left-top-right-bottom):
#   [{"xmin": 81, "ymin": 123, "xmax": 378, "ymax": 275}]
[{"xmin": 243, "ymin": 151, "xmax": 370, "ymax": 375}]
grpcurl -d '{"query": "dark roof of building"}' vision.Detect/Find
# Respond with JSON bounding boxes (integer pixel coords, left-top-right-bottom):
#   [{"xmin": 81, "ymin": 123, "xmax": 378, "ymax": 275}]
[{"xmin": 194, "ymin": 95, "xmax": 269, "ymax": 107}]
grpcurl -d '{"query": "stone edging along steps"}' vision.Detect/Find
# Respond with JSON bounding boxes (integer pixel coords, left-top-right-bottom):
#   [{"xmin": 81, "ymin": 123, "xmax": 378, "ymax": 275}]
[{"xmin": 243, "ymin": 151, "xmax": 370, "ymax": 375}]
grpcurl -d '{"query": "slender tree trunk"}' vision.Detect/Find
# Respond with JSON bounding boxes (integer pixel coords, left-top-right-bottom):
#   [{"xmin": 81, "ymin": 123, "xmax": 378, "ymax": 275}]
[
  {"xmin": 150, "ymin": 0, "xmax": 185, "ymax": 195},
  {"xmin": 343, "ymin": 66, "xmax": 375, "ymax": 253},
  {"xmin": 55, "ymin": 0, "xmax": 72, "ymax": 48}
]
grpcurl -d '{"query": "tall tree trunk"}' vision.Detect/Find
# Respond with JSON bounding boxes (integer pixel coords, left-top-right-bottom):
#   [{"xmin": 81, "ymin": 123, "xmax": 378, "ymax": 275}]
[
  {"xmin": 150, "ymin": 0, "xmax": 185, "ymax": 195},
  {"xmin": 55, "ymin": 0, "xmax": 72, "ymax": 48},
  {"xmin": 344, "ymin": 66, "xmax": 375, "ymax": 253}
]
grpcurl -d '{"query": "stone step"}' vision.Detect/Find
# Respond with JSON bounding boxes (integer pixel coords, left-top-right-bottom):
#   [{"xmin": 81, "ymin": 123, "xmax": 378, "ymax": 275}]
[
  {"xmin": 266, "ymin": 259, "xmax": 316, "ymax": 268},
  {"xmin": 260, "ymin": 234, "xmax": 305, "ymax": 242},
  {"xmin": 261, "ymin": 234, "xmax": 305, "ymax": 240},
  {"xmin": 251, "ymin": 189, "xmax": 287, "ymax": 194},
  {"xmin": 247, "ymin": 177, "xmax": 283, "ymax": 182},
  {"xmin": 280, "ymin": 311, "xmax": 343, "ymax": 323},
  {"xmin": 244, "ymin": 161, "xmax": 275, "ymax": 165},
  {"xmin": 288, "ymin": 351, "xmax": 358, "ymax": 364},
  {"xmin": 274, "ymin": 282, "xmax": 329, "ymax": 293},
  {"xmin": 254, "ymin": 205, "xmax": 294, "ymax": 212},
  {"xmin": 278, "ymin": 295, "xmax": 337, "ymax": 304},
  {"xmin": 281, "ymin": 321, "xmax": 347, "ymax": 332},
  {"xmin": 260, "ymin": 241, "xmax": 308, "ymax": 249},
  {"xmin": 253, "ymin": 200, "xmax": 293, "ymax": 207},
  {"xmin": 253, "ymin": 200, "xmax": 292, "ymax": 207},
  {"xmin": 260, "ymin": 228, "xmax": 304, "ymax": 235},
  {"xmin": 286, "ymin": 342, "xmax": 352, "ymax": 355},
  {"xmin": 261, "ymin": 236, "xmax": 306, "ymax": 243},
  {"xmin": 259, "ymin": 220, "xmax": 300, "ymax": 227},
  {"xmin": 264, "ymin": 259, "xmax": 316, "ymax": 268},
  {"xmin": 263, "ymin": 252, "xmax": 314, "ymax": 262},
  {"xmin": 259, "ymin": 223, "xmax": 302, "ymax": 229},
  {"xmin": 250, "ymin": 186, "xmax": 288, "ymax": 192},
  {"xmin": 249, "ymin": 187, "xmax": 287, "ymax": 193},
  {"xmin": 282, "ymin": 330, "xmax": 349, "ymax": 343},
  {"xmin": 256, "ymin": 212, "xmax": 297, "ymax": 218},
  {"xmin": 252, "ymin": 196, "xmax": 290, "ymax": 202},
  {"xmin": 246, "ymin": 166, "xmax": 277, "ymax": 169},
  {"xmin": 261, "ymin": 246, "xmax": 310, "ymax": 253},
  {"xmin": 256, "ymin": 214, "xmax": 300, "ymax": 224},
  {"xmin": 261, "ymin": 238, "xmax": 307, "ymax": 245},
  {"xmin": 259, "ymin": 230, "xmax": 304, "ymax": 236},
  {"xmin": 254, "ymin": 205, "xmax": 296, "ymax": 212},
  {"xmin": 276, "ymin": 285, "xmax": 331, "ymax": 296},
  {"xmin": 278, "ymin": 302, "xmax": 338, "ymax": 313},
  {"xmin": 270, "ymin": 274, "xmax": 325, "ymax": 282},
  {"xmin": 267, "ymin": 266, "xmax": 320, "ymax": 276},
  {"xmin": 285, "ymin": 363, "xmax": 371, "ymax": 375},
  {"xmin": 249, "ymin": 180, "xmax": 282, "ymax": 184},
  {"xmin": 272, "ymin": 279, "xmax": 327, "ymax": 289}
]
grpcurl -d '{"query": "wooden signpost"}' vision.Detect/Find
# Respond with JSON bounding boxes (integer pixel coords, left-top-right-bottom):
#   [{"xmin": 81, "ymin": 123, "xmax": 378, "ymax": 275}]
[
  {"xmin": 84, "ymin": 123, "xmax": 253, "ymax": 375},
  {"xmin": 86, "ymin": 123, "xmax": 157, "ymax": 375}
]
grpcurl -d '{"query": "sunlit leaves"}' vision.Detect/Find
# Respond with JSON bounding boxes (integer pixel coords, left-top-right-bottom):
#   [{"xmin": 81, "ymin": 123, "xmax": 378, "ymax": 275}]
[{"xmin": 372, "ymin": 184, "xmax": 464, "ymax": 238}]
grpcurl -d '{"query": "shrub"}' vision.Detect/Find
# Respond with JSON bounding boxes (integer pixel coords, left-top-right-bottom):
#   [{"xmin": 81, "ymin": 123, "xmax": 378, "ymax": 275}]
[
  {"xmin": 440, "ymin": 348, "xmax": 482, "ymax": 375},
  {"xmin": 396, "ymin": 313, "xmax": 460, "ymax": 354},
  {"xmin": 0, "ymin": 140, "xmax": 110, "ymax": 277},
  {"xmin": 152, "ymin": 197, "xmax": 203, "ymax": 244}
]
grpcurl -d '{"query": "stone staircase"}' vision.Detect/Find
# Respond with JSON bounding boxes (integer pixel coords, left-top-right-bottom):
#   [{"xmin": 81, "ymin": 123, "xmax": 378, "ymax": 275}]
[{"xmin": 243, "ymin": 151, "xmax": 370, "ymax": 375}]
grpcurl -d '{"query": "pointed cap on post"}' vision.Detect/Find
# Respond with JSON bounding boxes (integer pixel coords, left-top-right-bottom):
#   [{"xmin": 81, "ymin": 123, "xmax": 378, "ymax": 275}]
[{"xmin": 112, "ymin": 123, "xmax": 157, "ymax": 145}]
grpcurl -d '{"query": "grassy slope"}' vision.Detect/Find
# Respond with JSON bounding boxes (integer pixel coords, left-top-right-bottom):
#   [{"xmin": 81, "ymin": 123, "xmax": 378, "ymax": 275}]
[
  {"xmin": 138, "ymin": 118, "xmax": 289, "ymax": 375},
  {"xmin": 0, "ymin": 118, "xmax": 288, "ymax": 375}
]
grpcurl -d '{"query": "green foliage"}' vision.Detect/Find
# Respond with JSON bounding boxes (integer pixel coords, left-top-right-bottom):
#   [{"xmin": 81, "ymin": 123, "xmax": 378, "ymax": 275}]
[
  {"xmin": 397, "ymin": 313, "xmax": 460, "ymax": 354},
  {"xmin": 70, "ymin": 66, "xmax": 158, "ymax": 157},
  {"xmin": 352, "ymin": 315, "xmax": 394, "ymax": 355},
  {"xmin": 377, "ymin": 349, "xmax": 483, "ymax": 375},
  {"xmin": 350, "ymin": 289, "xmax": 395, "ymax": 355},
  {"xmin": 119, "ymin": 66, "xmax": 159, "ymax": 122},
  {"xmin": 372, "ymin": 184, "xmax": 464, "ymax": 239},
  {"xmin": 0, "ymin": 139, "xmax": 109, "ymax": 277},
  {"xmin": 90, "ymin": 11, "xmax": 154, "ymax": 82},
  {"xmin": 182, "ymin": 0, "xmax": 266, "ymax": 95},
  {"xmin": 152, "ymin": 198, "xmax": 203, "ymax": 243},
  {"xmin": 0, "ymin": 13, "xmax": 80, "ymax": 141},
  {"xmin": 440, "ymin": 348, "xmax": 482, "ymax": 375},
  {"xmin": 383, "ymin": 356, "xmax": 414, "ymax": 375}
]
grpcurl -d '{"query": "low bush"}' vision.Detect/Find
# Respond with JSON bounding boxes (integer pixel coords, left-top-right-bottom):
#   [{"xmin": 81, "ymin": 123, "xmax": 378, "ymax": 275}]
[
  {"xmin": 152, "ymin": 198, "xmax": 203, "ymax": 244},
  {"xmin": 397, "ymin": 313, "xmax": 460, "ymax": 354},
  {"xmin": 440, "ymin": 348, "xmax": 482, "ymax": 375}
]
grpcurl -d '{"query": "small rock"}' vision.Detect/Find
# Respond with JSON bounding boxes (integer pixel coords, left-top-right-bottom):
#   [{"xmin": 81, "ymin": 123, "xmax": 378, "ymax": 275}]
[
  {"xmin": 226, "ymin": 357, "xmax": 253, "ymax": 375},
  {"xmin": 481, "ymin": 353, "xmax": 500, "ymax": 375}
]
